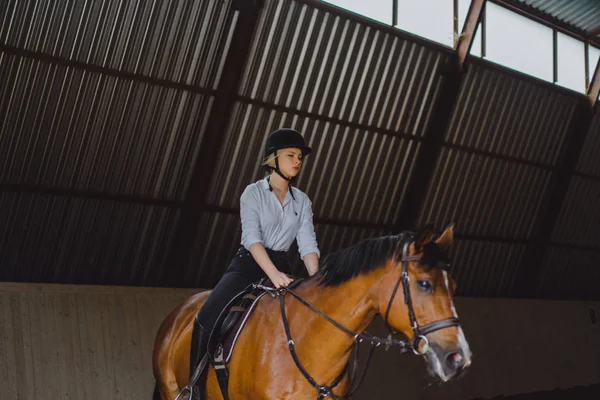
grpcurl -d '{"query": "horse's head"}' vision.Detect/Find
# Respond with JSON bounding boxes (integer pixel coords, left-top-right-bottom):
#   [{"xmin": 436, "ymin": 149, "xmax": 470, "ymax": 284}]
[{"xmin": 376, "ymin": 224, "xmax": 471, "ymax": 382}]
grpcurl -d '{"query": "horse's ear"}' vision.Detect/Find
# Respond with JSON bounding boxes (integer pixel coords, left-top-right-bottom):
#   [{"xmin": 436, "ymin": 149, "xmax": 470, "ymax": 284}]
[
  {"xmin": 415, "ymin": 223, "xmax": 435, "ymax": 252},
  {"xmin": 435, "ymin": 224, "xmax": 455, "ymax": 249}
]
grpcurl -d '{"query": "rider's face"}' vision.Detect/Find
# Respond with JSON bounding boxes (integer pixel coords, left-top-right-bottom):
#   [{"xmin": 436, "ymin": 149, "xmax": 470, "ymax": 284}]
[{"xmin": 276, "ymin": 148, "xmax": 303, "ymax": 177}]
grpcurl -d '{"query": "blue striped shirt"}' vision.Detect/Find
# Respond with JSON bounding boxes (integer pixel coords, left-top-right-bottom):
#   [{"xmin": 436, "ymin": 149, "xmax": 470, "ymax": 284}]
[{"xmin": 240, "ymin": 178, "xmax": 320, "ymax": 259}]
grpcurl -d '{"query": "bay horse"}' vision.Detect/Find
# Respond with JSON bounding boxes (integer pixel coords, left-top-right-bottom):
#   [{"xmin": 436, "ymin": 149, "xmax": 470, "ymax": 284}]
[{"xmin": 152, "ymin": 224, "xmax": 471, "ymax": 399}]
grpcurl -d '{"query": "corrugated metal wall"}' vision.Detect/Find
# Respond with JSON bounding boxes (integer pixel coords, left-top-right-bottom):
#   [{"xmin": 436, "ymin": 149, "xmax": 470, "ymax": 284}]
[
  {"xmin": 0, "ymin": 192, "xmax": 180, "ymax": 284},
  {"xmin": 540, "ymin": 111, "xmax": 600, "ymax": 300},
  {"xmin": 577, "ymin": 111, "xmax": 600, "ymax": 177},
  {"xmin": 416, "ymin": 61, "xmax": 582, "ymax": 297},
  {"xmin": 0, "ymin": 50, "xmax": 214, "ymax": 199},
  {"xmin": 1, "ymin": 0, "xmax": 598, "ymax": 299},
  {"xmin": 1, "ymin": 0, "xmax": 231, "ymax": 88},
  {"xmin": 0, "ymin": 0, "xmax": 230, "ymax": 286}
]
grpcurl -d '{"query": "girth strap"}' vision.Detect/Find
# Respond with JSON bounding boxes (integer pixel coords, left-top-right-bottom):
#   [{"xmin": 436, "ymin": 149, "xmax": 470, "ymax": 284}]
[{"xmin": 214, "ymin": 345, "xmax": 230, "ymax": 400}]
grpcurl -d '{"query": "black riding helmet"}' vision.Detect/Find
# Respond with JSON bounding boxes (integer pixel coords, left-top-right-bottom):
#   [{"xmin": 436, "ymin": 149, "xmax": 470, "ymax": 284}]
[
  {"xmin": 263, "ymin": 128, "xmax": 312, "ymax": 182},
  {"xmin": 264, "ymin": 128, "xmax": 312, "ymax": 159}
]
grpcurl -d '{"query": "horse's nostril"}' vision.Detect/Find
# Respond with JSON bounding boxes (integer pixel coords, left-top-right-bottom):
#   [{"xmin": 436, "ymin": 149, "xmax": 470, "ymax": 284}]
[{"xmin": 446, "ymin": 351, "xmax": 464, "ymax": 370}]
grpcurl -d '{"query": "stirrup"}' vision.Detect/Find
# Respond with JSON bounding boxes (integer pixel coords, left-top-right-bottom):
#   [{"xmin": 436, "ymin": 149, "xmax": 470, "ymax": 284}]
[
  {"xmin": 182, "ymin": 353, "xmax": 209, "ymax": 400},
  {"xmin": 174, "ymin": 386, "xmax": 192, "ymax": 400}
]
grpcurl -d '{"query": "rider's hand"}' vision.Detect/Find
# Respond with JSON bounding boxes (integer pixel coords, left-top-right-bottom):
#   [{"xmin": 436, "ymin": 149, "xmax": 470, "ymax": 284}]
[{"xmin": 268, "ymin": 270, "xmax": 294, "ymax": 289}]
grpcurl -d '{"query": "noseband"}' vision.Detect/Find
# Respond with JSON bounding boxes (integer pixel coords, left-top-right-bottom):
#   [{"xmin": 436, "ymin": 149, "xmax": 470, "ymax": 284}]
[{"xmin": 264, "ymin": 239, "xmax": 462, "ymax": 399}]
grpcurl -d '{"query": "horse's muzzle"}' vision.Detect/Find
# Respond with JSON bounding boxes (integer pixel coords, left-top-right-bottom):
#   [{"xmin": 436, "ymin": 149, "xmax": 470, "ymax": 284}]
[{"xmin": 425, "ymin": 344, "xmax": 470, "ymax": 381}]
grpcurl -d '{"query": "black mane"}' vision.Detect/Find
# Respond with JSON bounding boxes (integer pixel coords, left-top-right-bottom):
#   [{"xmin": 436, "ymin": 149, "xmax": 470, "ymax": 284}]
[{"xmin": 315, "ymin": 232, "xmax": 414, "ymax": 287}]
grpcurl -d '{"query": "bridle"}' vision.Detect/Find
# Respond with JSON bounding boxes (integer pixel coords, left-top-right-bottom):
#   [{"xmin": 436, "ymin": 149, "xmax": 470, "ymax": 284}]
[
  {"xmin": 383, "ymin": 241, "xmax": 460, "ymax": 355},
  {"xmin": 272, "ymin": 239, "xmax": 461, "ymax": 399}
]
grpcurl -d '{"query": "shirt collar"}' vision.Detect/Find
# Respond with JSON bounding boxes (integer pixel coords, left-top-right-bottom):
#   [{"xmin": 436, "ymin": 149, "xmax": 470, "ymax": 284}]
[
  {"xmin": 263, "ymin": 176, "xmax": 296, "ymax": 201},
  {"xmin": 261, "ymin": 177, "xmax": 271, "ymax": 191}
]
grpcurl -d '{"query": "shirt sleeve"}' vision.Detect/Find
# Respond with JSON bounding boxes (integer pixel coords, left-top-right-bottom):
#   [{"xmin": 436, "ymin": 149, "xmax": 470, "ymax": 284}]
[
  {"xmin": 240, "ymin": 186, "xmax": 263, "ymax": 250},
  {"xmin": 296, "ymin": 197, "xmax": 320, "ymax": 259}
]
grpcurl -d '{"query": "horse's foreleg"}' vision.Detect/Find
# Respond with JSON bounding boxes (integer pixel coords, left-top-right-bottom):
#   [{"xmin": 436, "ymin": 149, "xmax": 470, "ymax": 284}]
[{"xmin": 153, "ymin": 372, "xmax": 184, "ymax": 400}]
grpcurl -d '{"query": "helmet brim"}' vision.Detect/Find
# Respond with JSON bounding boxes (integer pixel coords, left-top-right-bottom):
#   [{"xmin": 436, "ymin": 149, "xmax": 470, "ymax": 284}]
[{"xmin": 268, "ymin": 145, "xmax": 312, "ymax": 156}]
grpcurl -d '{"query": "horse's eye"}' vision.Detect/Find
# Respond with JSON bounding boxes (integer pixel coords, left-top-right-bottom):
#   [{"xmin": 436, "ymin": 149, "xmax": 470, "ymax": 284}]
[{"xmin": 417, "ymin": 279, "xmax": 433, "ymax": 293}]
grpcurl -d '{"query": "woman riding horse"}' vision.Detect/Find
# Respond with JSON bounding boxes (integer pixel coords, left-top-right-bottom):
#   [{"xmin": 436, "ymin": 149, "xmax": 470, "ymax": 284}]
[
  {"xmin": 153, "ymin": 224, "xmax": 472, "ymax": 399},
  {"xmin": 188, "ymin": 128, "xmax": 320, "ymax": 399}
]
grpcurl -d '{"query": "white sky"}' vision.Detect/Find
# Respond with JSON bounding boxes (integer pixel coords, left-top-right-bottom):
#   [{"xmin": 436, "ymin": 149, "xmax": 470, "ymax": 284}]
[{"xmin": 324, "ymin": 0, "xmax": 600, "ymax": 94}]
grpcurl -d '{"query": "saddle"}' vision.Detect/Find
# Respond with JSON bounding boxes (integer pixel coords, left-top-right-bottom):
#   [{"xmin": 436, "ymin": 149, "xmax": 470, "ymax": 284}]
[
  {"xmin": 186, "ymin": 277, "xmax": 302, "ymax": 400},
  {"xmin": 207, "ymin": 277, "xmax": 304, "ymax": 363}
]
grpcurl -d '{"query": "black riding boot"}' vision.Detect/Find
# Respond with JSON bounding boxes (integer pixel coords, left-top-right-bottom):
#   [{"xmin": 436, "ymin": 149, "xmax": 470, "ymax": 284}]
[{"xmin": 189, "ymin": 318, "xmax": 210, "ymax": 400}]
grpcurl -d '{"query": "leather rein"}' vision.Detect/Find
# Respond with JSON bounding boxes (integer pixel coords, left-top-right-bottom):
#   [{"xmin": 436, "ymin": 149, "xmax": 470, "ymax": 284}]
[{"xmin": 265, "ymin": 241, "xmax": 461, "ymax": 399}]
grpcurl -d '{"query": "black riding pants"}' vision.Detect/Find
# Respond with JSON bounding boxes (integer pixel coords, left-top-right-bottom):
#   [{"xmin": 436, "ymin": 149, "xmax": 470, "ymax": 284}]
[{"xmin": 195, "ymin": 247, "xmax": 291, "ymax": 332}]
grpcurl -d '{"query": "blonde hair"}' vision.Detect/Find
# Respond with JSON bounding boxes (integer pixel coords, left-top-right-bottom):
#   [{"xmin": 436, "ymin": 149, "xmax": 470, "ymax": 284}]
[
  {"xmin": 262, "ymin": 152, "xmax": 280, "ymax": 170},
  {"xmin": 262, "ymin": 149, "xmax": 303, "ymax": 174}
]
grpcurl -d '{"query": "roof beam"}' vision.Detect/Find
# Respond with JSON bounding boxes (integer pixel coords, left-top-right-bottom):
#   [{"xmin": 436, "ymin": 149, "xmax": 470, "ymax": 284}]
[
  {"xmin": 0, "ymin": 44, "xmax": 216, "ymax": 97},
  {"xmin": 393, "ymin": 66, "xmax": 463, "ymax": 233},
  {"xmin": 394, "ymin": 1, "xmax": 484, "ymax": 232},
  {"xmin": 163, "ymin": 0, "xmax": 265, "ymax": 287},
  {"xmin": 588, "ymin": 25, "xmax": 600, "ymax": 39},
  {"xmin": 514, "ymin": 98, "xmax": 595, "ymax": 298},
  {"xmin": 456, "ymin": 0, "xmax": 486, "ymax": 70},
  {"xmin": 588, "ymin": 55, "xmax": 600, "ymax": 108}
]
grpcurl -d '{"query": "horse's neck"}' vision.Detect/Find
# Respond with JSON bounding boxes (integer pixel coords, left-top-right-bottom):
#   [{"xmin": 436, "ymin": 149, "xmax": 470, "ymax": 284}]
[
  {"xmin": 287, "ymin": 273, "xmax": 381, "ymax": 376},
  {"xmin": 309, "ymin": 279, "xmax": 377, "ymax": 333}
]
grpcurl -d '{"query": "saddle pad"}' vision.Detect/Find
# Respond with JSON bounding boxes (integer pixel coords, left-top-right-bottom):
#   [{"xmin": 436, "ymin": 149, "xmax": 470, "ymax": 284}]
[{"xmin": 223, "ymin": 291, "xmax": 268, "ymax": 363}]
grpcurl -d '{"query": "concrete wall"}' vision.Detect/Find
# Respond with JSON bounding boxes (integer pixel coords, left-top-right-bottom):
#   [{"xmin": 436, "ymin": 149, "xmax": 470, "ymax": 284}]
[
  {"xmin": 356, "ymin": 297, "xmax": 600, "ymax": 399},
  {"xmin": 1, "ymin": 283, "xmax": 598, "ymax": 399},
  {"xmin": 0, "ymin": 283, "xmax": 196, "ymax": 400}
]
